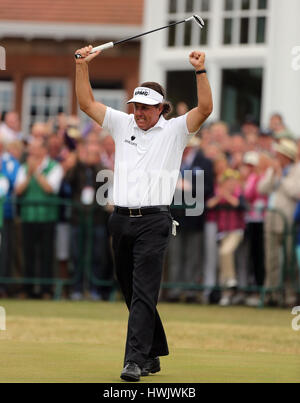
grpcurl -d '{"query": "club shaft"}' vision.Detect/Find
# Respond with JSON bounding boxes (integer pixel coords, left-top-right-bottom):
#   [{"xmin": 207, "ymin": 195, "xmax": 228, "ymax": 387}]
[
  {"xmin": 75, "ymin": 16, "xmax": 201, "ymax": 58},
  {"xmin": 113, "ymin": 19, "xmax": 186, "ymax": 46}
]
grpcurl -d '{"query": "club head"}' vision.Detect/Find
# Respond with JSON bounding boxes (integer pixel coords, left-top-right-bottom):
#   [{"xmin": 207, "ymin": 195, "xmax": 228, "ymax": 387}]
[{"xmin": 193, "ymin": 15, "xmax": 205, "ymax": 28}]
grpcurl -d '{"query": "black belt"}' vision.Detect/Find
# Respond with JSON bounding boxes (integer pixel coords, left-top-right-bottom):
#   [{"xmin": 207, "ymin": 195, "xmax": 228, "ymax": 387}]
[{"xmin": 114, "ymin": 205, "xmax": 170, "ymax": 217}]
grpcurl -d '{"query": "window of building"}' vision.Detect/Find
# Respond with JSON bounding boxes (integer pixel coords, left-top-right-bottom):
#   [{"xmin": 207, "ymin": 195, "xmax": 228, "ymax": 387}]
[
  {"xmin": 166, "ymin": 70, "xmax": 198, "ymax": 111},
  {"xmin": 223, "ymin": 0, "xmax": 268, "ymax": 45},
  {"xmin": 221, "ymin": 68, "xmax": 263, "ymax": 130},
  {"xmin": 22, "ymin": 78, "xmax": 71, "ymax": 137},
  {"xmin": 167, "ymin": 0, "xmax": 210, "ymax": 47},
  {"xmin": 0, "ymin": 80, "xmax": 14, "ymax": 117}
]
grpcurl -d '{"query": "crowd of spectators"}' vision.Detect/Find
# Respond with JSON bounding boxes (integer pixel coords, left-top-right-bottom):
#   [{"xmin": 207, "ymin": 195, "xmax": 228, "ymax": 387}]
[
  {"xmin": 0, "ymin": 111, "xmax": 114, "ymax": 301},
  {"xmin": 0, "ymin": 106, "xmax": 299, "ymax": 307},
  {"xmin": 167, "ymin": 105, "xmax": 300, "ymax": 307}
]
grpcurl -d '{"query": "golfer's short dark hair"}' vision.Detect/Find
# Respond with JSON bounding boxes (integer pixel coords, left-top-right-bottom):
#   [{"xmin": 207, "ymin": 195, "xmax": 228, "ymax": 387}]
[{"xmin": 141, "ymin": 81, "xmax": 173, "ymax": 118}]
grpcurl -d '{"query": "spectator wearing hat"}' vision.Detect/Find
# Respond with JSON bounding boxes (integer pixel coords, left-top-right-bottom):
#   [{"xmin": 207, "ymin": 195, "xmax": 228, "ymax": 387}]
[
  {"xmin": 258, "ymin": 138, "xmax": 300, "ymax": 306},
  {"xmin": 243, "ymin": 151, "xmax": 268, "ymax": 306}
]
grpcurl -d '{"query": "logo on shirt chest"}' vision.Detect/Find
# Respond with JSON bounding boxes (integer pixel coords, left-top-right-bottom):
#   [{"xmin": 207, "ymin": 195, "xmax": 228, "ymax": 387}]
[{"xmin": 124, "ymin": 136, "xmax": 137, "ymax": 147}]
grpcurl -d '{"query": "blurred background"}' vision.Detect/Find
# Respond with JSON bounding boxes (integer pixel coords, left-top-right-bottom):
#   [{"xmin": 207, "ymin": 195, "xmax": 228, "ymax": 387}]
[{"xmin": 0, "ymin": 0, "xmax": 300, "ymax": 307}]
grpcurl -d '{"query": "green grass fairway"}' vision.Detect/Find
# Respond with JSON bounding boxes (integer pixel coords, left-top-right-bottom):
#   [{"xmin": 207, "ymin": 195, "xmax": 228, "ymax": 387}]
[{"xmin": 0, "ymin": 300, "xmax": 299, "ymax": 383}]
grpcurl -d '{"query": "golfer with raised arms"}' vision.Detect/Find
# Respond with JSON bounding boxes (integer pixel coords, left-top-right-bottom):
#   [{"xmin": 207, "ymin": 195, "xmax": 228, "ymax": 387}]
[{"xmin": 75, "ymin": 45, "xmax": 213, "ymax": 382}]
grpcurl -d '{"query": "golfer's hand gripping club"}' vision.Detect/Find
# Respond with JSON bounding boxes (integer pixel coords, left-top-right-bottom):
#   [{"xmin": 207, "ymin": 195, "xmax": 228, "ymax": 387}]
[{"xmin": 74, "ymin": 42, "xmax": 114, "ymax": 59}]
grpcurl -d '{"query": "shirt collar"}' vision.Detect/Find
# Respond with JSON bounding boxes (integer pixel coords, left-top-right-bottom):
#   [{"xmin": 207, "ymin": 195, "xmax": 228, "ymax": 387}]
[{"xmin": 133, "ymin": 115, "xmax": 167, "ymax": 132}]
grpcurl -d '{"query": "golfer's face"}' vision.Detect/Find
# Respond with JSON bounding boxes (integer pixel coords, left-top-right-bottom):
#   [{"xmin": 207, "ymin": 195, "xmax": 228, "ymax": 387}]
[{"xmin": 133, "ymin": 103, "xmax": 161, "ymax": 131}]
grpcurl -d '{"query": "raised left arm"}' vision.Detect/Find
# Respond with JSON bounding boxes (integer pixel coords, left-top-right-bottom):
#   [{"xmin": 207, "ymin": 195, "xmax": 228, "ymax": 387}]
[{"xmin": 186, "ymin": 51, "xmax": 213, "ymax": 133}]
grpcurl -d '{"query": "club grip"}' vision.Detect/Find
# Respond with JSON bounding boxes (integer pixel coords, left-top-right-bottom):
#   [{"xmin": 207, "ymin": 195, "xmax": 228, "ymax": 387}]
[
  {"xmin": 92, "ymin": 42, "xmax": 114, "ymax": 52},
  {"xmin": 74, "ymin": 42, "xmax": 114, "ymax": 59}
]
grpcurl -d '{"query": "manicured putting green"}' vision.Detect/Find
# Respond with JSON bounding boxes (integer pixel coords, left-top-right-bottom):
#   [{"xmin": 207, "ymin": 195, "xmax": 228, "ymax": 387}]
[{"xmin": 0, "ymin": 300, "xmax": 299, "ymax": 383}]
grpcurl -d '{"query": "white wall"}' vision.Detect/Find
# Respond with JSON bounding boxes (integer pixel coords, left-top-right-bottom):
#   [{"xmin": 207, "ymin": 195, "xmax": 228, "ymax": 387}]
[
  {"xmin": 140, "ymin": 0, "xmax": 168, "ymax": 85},
  {"xmin": 262, "ymin": 0, "xmax": 300, "ymax": 136},
  {"xmin": 141, "ymin": 0, "xmax": 300, "ymax": 135}
]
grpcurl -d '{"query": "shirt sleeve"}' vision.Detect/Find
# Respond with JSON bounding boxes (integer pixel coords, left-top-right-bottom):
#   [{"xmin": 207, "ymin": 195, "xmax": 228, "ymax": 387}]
[
  {"xmin": 45, "ymin": 164, "xmax": 64, "ymax": 194},
  {"xmin": 171, "ymin": 113, "xmax": 194, "ymax": 151},
  {"xmin": 0, "ymin": 176, "xmax": 9, "ymax": 197},
  {"xmin": 102, "ymin": 107, "xmax": 131, "ymax": 141},
  {"xmin": 15, "ymin": 165, "xmax": 27, "ymax": 187}
]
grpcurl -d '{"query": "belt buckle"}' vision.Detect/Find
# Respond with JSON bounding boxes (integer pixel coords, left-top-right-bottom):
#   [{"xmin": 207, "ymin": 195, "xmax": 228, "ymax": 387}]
[{"xmin": 129, "ymin": 208, "xmax": 142, "ymax": 217}]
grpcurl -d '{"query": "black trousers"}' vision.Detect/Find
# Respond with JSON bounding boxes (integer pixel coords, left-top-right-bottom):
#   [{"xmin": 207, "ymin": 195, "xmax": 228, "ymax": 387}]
[{"xmin": 108, "ymin": 211, "xmax": 172, "ymax": 368}]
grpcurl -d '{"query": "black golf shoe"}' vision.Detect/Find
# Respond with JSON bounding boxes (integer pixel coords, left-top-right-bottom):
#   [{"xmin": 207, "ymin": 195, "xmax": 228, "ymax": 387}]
[
  {"xmin": 141, "ymin": 357, "xmax": 161, "ymax": 376},
  {"xmin": 120, "ymin": 362, "xmax": 141, "ymax": 382}
]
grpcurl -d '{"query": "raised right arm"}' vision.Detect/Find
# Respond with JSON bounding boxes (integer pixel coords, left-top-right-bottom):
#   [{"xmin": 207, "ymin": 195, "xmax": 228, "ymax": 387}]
[{"xmin": 75, "ymin": 45, "xmax": 107, "ymax": 126}]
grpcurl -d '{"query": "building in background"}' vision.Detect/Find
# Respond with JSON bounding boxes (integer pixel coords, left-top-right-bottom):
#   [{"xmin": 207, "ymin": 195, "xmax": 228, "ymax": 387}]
[
  {"xmin": 141, "ymin": 0, "xmax": 300, "ymax": 134},
  {"xmin": 0, "ymin": 0, "xmax": 143, "ymax": 136},
  {"xmin": 1, "ymin": 0, "xmax": 300, "ymax": 136}
]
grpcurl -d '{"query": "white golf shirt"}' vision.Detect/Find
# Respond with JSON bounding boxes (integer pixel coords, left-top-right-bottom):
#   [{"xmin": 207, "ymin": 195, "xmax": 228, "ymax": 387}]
[{"xmin": 102, "ymin": 107, "xmax": 193, "ymax": 208}]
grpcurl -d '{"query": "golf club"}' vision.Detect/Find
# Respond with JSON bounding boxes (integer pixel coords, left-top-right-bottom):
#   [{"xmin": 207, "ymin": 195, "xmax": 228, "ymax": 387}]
[{"xmin": 74, "ymin": 15, "xmax": 204, "ymax": 59}]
